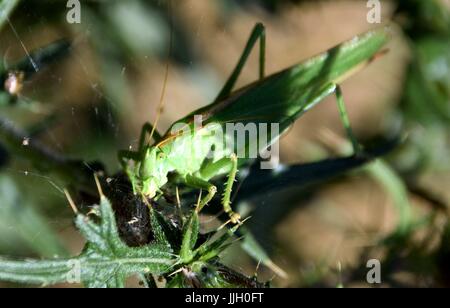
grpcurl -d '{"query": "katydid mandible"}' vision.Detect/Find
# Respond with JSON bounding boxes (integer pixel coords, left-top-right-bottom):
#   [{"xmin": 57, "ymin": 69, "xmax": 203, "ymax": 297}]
[{"xmin": 119, "ymin": 23, "xmax": 389, "ymax": 225}]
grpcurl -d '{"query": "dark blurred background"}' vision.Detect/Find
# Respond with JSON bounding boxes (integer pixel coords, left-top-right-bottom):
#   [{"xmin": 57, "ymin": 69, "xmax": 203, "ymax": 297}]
[{"xmin": 0, "ymin": 0, "xmax": 449, "ymax": 287}]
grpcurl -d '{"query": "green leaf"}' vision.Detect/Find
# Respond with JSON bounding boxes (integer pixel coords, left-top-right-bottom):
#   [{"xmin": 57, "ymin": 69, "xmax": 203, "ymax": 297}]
[
  {"xmin": 0, "ymin": 195, "xmax": 175, "ymax": 287},
  {"xmin": 2, "ymin": 39, "xmax": 71, "ymax": 79},
  {"xmin": 0, "ymin": 175, "xmax": 66, "ymax": 257},
  {"xmin": 366, "ymin": 160, "xmax": 413, "ymax": 237},
  {"xmin": 241, "ymin": 229, "xmax": 287, "ymax": 279},
  {"xmin": 231, "ymin": 140, "xmax": 398, "ymax": 277},
  {"xmin": 402, "ymin": 38, "xmax": 450, "ymax": 125},
  {"xmin": 148, "ymin": 205, "xmax": 174, "ymax": 249},
  {"xmin": 0, "ymin": 257, "xmax": 75, "ymax": 286},
  {"xmin": 195, "ymin": 223, "xmax": 241, "ymax": 263},
  {"xmin": 180, "ymin": 212, "xmax": 199, "ymax": 263},
  {"xmin": 234, "ymin": 140, "xmax": 396, "ymax": 202},
  {"xmin": 0, "ymin": 0, "xmax": 19, "ymax": 32}
]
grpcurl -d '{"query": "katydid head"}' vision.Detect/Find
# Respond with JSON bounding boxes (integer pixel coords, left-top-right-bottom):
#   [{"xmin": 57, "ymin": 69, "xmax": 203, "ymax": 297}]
[{"xmin": 139, "ymin": 147, "xmax": 169, "ymax": 198}]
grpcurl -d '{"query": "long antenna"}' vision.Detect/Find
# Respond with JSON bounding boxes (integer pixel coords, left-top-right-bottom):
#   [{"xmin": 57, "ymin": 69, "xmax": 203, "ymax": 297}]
[
  {"xmin": 7, "ymin": 17, "xmax": 39, "ymax": 72},
  {"xmin": 149, "ymin": 0, "xmax": 173, "ymax": 142}
]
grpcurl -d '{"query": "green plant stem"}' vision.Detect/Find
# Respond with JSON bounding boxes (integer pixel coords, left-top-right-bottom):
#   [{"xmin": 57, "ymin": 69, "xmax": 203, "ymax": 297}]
[{"xmin": 367, "ymin": 160, "xmax": 413, "ymax": 236}]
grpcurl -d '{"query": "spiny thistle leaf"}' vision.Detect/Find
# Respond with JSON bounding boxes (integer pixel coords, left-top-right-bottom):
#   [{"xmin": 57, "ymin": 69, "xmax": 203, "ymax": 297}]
[
  {"xmin": 0, "ymin": 196, "xmax": 175, "ymax": 288},
  {"xmin": 195, "ymin": 223, "xmax": 242, "ymax": 263},
  {"xmin": 148, "ymin": 205, "xmax": 173, "ymax": 249},
  {"xmin": 180, "ymin": 212, "xmax": 200, "ymax": 264}
]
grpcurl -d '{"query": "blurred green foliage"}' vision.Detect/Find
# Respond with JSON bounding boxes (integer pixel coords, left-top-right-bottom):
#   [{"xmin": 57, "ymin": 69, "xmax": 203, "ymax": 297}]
[
  {"xmin": 0, "ymin": 0, "xmax": 450, "ymax": 287},
  {"xmin": 392, "ymin": 0, "xmax": 450, "ymax": 175}
]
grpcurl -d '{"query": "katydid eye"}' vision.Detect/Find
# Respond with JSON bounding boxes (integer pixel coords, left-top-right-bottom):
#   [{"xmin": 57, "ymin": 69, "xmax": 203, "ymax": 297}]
[{"xmin": 158, "ymin": 152, "xmax": 165, "ymax": 159}]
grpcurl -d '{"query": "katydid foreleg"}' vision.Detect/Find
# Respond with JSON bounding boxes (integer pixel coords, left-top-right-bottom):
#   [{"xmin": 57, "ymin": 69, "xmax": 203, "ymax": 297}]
[
  {"xmin": 118, "ymin": 122, "xmax": 161, "ymax": 194},
  {"xmin": 139, "ymin": 122, "xmax": 163, "ymax": 149},
  {"xmin": 118, "ymin": 149, "xmax": 141, "ymax": 194},
  {"xmin": 118, "ymin": 121, "xmax": 161, "ymax": 167},
  {"xmin": 184, "ymin": 154, "xmax": 241, "ymax": 224},
  {"xmin": 184, "ymin": 174, "xmax": 217, "ymax": 211}
]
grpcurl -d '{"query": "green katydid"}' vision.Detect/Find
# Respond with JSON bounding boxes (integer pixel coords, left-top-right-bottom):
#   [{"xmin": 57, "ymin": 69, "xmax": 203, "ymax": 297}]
[{"xmin": 119, "ymin": 23, "xmax": 390, "ymax": 225}]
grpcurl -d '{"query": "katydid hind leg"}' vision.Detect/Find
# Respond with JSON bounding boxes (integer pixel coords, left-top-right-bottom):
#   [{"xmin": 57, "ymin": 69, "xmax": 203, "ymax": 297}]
[
  {"xmin": 334, "ymin": 85, "xmax": 361, "ymax": 156},
  {"xmin": 118, "ymin": 150, "xmax": 141, "ymax": 167},
  {"xmin": 214, "ymin": 23, "xmax": 266, "ymax": 102}
]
